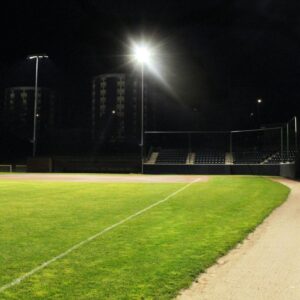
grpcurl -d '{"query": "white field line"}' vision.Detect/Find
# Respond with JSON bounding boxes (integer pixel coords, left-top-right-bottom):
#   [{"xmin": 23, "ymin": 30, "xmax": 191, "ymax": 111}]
[{"xmin": 0, "ymin": 178, "xmax": 200, "ymax": 293}]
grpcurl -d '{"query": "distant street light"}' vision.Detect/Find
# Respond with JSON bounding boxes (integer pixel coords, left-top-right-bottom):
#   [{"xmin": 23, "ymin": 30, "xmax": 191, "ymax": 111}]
[
  {"xmin": 256, "ymin": 98, "xmax": 263, "ymax": 126},
  {"xmin": 131, "ymin": 43, "xmax": 154, "ymax": 174},
  {"xmin": 27, "ymin": 54, "xmax": 48, "ymax": 157}
]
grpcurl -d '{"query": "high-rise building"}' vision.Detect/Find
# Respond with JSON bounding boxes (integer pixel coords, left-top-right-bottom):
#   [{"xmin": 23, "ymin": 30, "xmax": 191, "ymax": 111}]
[
  {"xmin": 92, "ymin": 73, "xmax": 156, "ymax": 147},
  {"xmin": 1, "ymin": 86, "xmax": 57, "ymax": 140}
]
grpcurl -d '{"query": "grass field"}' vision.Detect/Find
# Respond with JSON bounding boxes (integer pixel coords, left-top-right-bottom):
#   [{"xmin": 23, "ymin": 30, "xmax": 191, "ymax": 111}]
[{"xmin": 0, "ymin": 176, "xmax": 289, "ymax": 299}]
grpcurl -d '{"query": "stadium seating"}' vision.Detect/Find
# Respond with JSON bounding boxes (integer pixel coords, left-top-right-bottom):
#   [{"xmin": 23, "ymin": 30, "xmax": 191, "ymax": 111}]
[
  {"xmin": 282, "ymin": 150, "xmax": 296, "ymax": 162},
  {"xmin": 194, "ymin": 151, "xmax": 225, "ymax": 164},
  {"xmin": 156, "ymin": 149, "xmax": 188, "ymax": 164},
  {"xmin": 266, "ymin": 150, "xmax": 296, "ymax": 164},
  {"xmin": 233, "ymin": 150, "xmax": 296, "ymax": 164},
  {"xmin": 233, "ymin": 151, "xmax": 271, "ymax": 164},
  {"xmin": 153, "ymin": 148, "xmax": 296, "ymax": 165},
  {"xmin": 265, "ymin": 152, "xmax": 281, "ymax": 164}
]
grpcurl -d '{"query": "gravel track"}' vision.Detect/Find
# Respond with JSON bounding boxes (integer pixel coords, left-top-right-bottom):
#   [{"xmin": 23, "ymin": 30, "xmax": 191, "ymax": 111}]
[
  {"xmin": 0, "ymin": 173, "xmax": 208, "ymax": 183},
  {"xmin": 177, "ymin": 178, "xmax": 300, "ymax": 300}
]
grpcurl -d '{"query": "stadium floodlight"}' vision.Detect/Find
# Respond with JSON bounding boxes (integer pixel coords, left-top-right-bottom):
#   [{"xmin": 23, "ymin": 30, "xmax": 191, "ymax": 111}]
[
  {"xmin": 27, "ymin": 54, "xmax": 48, "ymax": 157},
  {"xmin": 133, "ymin": 45, "xmax": 152, "ymax": 65},
  {"xmin": 130, "ymin": 42, "xmax": 155, "ymax": 174}
]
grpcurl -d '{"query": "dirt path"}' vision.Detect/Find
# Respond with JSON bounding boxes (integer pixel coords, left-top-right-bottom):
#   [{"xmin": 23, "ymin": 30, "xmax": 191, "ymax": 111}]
[
  {"xmin": 0, "ymin": 173, "xmax": 208, "ymax": 183},
  {"xmin": 177, "ymin": 178, "xmax": 300, "ymax": 300}
]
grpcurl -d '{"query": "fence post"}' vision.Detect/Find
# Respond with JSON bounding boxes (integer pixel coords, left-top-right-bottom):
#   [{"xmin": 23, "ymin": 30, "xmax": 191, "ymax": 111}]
[
  {"xmin": 280, "ymin": 127, "xmax": 283, "ymax": 161},
  {"xmin": 188, "ymin": 133, "xmax": 191, "ymax": 154},
  {"xmin": 295, "ymin": 116, "xmax": 298, "ymax": 152},
  {"xmin": 287, "ymin": 123, "xmax": 289, "ymax": 153}
]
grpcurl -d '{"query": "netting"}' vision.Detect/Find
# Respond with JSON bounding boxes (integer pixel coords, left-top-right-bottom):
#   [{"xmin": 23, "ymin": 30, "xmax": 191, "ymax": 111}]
[
  {"xmin": 230, "ymin": 128, "xmax": 282, "ymax": 153},
  {"xmin": 144, "ymin": 117, "xmax": 298, "ymax": 164},
  {"xmin": 285, "ymin": 117, "xmax": 298, "ymax": 152}
]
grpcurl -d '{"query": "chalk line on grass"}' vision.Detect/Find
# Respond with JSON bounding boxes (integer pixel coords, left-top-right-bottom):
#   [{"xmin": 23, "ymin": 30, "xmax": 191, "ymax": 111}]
[{"xmin": 0, "ymin": 178, "xmax": 200, "ymax": 293}]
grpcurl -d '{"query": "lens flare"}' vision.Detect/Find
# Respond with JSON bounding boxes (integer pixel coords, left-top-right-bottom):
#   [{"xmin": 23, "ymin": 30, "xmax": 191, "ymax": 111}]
[{"xmin": 133, "ymin": 45, "xmax": 152, "ymax": 64}]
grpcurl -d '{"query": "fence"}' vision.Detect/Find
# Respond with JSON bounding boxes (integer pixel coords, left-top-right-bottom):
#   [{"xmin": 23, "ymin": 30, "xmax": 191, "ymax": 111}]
[
  {"xmin": 0, "ymin": 164, "xmax": 13, "ymax": 172},
  {"xmin": 145, "ymin": 131, "xmax": 229, "ymax": 154},
  {"xmin": 144, "ymin": 117, "xmax": 298, "ymax": 163}
]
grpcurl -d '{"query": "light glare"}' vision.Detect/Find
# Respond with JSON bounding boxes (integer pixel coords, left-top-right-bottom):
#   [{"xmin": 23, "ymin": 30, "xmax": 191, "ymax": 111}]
[{"xmin": 133, "ymin": 45, "xmax": 151, "ymax": 64}]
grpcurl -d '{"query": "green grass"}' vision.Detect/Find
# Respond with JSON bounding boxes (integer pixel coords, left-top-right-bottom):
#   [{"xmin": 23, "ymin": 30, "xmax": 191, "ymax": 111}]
[{"xmin": 0, "ymin": 176, "xmax": 289, "ymax": 299}]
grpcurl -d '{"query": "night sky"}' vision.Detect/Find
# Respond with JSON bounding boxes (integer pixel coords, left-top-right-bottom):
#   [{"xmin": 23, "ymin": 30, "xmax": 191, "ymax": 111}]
[{"xmin": 1, "ymin": 0, "xmax": 300, "ymax": 131}]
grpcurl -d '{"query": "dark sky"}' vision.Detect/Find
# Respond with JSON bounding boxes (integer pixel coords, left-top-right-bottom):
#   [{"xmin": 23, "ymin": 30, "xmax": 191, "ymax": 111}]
[{"xmin": 1, "ymin": 0, "xmax": 300, "ymax": 130}]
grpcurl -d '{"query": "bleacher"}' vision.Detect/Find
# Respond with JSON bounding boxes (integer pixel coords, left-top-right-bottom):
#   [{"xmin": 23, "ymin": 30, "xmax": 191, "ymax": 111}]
[
  {"xmin": 144, "ymin": 119, "xmax": 298, "ymax": 175},
  {"xmin": 232, "ymin": 149, "xmax": 296, "ymax": 165},
  {"xmin": 152, "ymin": 148, "xmax": 296, "ymax": 165},
  {"xmin": 233, "ymin": 151, "xmax": 271, "ymax": 164},
  {"xmin": 194, "ymin": 151, "xmax": 225, "ymax": 164},
  {"xmin": 266, "ymin": 150, "xmax": 296, "ymax": 164},
  {"xmin": 282, "ymin": 150, "xmax": 296, "ymax": 162},
  {"xmin": 156, "ymin": 149, "xmax": 188, "ymax": 164}
]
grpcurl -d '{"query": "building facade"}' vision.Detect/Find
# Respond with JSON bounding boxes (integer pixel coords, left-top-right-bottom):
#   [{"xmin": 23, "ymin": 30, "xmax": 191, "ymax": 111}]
[
  {"xmin": 91, "ymin": 73, "xmax": 157, "ymax": 148},
  {"xmin": 1, "ymin": 86, "xmax": 57, "ymax": 140}
]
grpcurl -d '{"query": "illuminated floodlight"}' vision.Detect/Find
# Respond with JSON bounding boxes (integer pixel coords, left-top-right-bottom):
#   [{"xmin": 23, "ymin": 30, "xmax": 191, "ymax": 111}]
[
  {"xmin": 129, "ymin": 40, "xmax": 168, "ymax": 83},
  {"xmin": 257, "ymin": 98, "xmax": 262, "ymax": 103},
  {"xmin": 128, "ymin": 41, "xmax": 156, "ymax": 174},
  {"xmin": 133, "ymin": 45, "xmax": 152, "ymax": 64},
  {"xmin": 128, "ymin": 39, "xmax": 172, "ymax": 94},
  {"xmin": 127, "ymin": 37, "xmax": 175, "ymax": 172}
]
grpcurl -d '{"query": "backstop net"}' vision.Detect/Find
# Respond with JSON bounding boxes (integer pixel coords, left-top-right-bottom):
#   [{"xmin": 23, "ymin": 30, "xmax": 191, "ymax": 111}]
[{"xmin": 144, "ymin": 117, "xmax": 298, "ymax": 164}]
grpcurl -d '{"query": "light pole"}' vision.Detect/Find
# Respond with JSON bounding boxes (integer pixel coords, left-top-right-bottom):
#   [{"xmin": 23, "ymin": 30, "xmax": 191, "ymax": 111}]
[
  {"xmin": 132, "ymin": 45, "xmax": 152, "ymax": 174},
  {"xmin": 27, "ymin": 54, "xmax": 48, "ymax": 157},
  {"xmin": 141, "ymin": 63, "xmax": 144, "ymax": 173}
]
